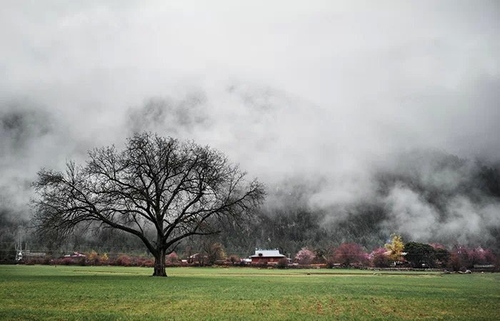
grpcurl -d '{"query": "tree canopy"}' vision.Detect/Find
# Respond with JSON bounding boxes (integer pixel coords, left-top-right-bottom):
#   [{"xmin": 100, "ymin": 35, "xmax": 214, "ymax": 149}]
[
  {"xmin": 32, "ymin": 132, "xmax": 265, "ymax": 276},
  {"xmin": 404, "ymin": 242, "xmax": 436, "ymax": 268},
  {"xmin": 384, "ymin": 234, "xmax": 404, "ymax": 263}
]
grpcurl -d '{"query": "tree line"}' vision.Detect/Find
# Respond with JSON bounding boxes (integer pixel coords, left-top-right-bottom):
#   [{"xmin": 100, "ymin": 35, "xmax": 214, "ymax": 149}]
[
  {"xmin": 292, "ymin": 235, "xmax": 498, "ymax": 271},
  {"xmin": 13, "ymin": 235, "xmax": 499, "ymax": 273}
]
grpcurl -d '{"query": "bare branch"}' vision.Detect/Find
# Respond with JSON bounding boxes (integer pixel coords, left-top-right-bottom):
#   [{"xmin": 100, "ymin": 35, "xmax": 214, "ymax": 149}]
[{"xmin": 32, "ymin": 132, "xmax": 265, "ymax": 276}]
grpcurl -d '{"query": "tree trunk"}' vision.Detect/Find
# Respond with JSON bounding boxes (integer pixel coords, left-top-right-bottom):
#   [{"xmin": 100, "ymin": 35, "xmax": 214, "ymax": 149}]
[{"xmin": 152, "ymin": 249, "xmax": 167, "ymax": 277}]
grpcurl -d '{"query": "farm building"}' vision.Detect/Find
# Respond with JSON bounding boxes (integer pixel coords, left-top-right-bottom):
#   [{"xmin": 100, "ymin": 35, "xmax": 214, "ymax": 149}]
[
  {"xmin": 16, "ymin": 250, "xmax": 46, "ymax": 261},
  {"xmin": 250, "ymin": 249, "xmax": 286, "ymax": 265}
]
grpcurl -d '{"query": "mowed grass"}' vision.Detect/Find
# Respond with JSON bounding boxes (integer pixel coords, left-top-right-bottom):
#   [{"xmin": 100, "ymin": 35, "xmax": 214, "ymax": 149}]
[{"xmin": 0, "ymin": 265, "xmax": 499, "ymax": 321}]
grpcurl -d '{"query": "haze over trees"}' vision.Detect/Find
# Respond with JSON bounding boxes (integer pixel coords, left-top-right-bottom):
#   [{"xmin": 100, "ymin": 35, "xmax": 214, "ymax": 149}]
[
  {"xmin": 4, "ymin": 148, "xmax": 497, "ymax": 268},
  {"xmin": 32, "ymin": 132, "xmax": 265, "ymax": 276},
  {"xmin": 1, "ymin": 108, "xmax": 500, "ymax": 265}
]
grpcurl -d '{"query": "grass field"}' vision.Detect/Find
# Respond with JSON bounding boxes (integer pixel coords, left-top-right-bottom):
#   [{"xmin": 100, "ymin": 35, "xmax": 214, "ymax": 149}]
[{"xmin": 0, "ymin": 265, "xmax": 499, "ymax": 320}]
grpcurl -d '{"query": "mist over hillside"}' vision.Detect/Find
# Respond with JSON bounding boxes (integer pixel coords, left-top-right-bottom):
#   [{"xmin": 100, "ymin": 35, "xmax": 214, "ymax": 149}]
[
  {"xmin": 1, "ymin": 91, "xmax": 499, "ymax": 254},
  {"xmin": 1, "ymin": 1, "xmax": 499, "ymax": 255}
]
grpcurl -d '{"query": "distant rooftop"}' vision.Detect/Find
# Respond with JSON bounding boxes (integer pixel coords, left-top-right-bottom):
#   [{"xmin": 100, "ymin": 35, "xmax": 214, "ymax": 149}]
[{"xmin": 250, "ymin": 249, "xmax": 285, "ymax": 258}]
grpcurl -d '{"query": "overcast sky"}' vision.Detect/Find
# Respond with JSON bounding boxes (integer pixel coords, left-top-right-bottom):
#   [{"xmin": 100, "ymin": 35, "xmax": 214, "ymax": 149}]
[{"xmin": 1, "ymin": 1, "xmax": 500, "ymax": 240}]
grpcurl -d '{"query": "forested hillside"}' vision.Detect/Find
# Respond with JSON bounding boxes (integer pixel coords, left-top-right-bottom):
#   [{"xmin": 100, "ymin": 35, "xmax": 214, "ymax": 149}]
[{"xmin": 2, "ymin": 149, "xmax": 499, "ymax": 262}]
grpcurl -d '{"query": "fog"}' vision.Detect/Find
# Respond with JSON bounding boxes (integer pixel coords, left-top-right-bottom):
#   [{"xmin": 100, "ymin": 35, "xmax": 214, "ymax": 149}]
[{"xmin": 1, "ymin": 1, "xmax": 499, "ymax": 246}]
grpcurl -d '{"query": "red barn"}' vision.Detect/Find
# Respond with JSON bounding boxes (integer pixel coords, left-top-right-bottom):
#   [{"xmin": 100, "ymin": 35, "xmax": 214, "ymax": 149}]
[{"xmin": 250, "ymin": 249, "xmax": 286, "ymax": 265}]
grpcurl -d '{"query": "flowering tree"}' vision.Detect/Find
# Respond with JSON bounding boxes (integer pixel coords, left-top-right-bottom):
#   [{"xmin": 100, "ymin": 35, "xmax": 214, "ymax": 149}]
[
  {"xmin": 370, "ymin": 247, "xmax": 392, "ymax": 267},
  {"xmin": 295, "ymin": 247, "xmax": 315, "ymax": 265},
  {"xmin": 449, "ymin": 245, "xmax": 497, "ymax": 270},
  {"xmin": 332, "ymin": 243, "xmax": 369, "ymax": 267},
  {"xmin": 166, "ymin": 252, "xmax": 179, "ymax": 264}
]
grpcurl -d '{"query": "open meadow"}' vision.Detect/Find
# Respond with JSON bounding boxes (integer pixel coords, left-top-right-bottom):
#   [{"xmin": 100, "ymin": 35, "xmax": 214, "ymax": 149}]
[{"xmin": 0, "ymin": 265, "xmax": 499, "ymax": 321}]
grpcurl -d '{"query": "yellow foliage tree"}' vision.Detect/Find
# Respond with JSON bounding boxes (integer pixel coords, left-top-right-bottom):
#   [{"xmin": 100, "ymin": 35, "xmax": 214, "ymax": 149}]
[
  {"xmin": 384, "ymin": 234, "xmax": 404, "ymax": 262},
  {"xmin": 87, "ymin": 250, "xmax": 98, "ymax": 261},
  {"xmin": 100, "ymin": 253, "xmax": 109, "ymax": 263}
]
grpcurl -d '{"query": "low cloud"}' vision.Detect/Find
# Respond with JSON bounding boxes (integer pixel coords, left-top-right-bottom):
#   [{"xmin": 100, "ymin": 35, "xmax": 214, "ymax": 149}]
[{"xmin": 0, "ymin": 1, "xmax": 499, "ymax": 246}]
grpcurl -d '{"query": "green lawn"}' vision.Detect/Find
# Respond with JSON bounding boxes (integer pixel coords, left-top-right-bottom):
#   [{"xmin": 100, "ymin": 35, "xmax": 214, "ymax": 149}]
[{"xmin": 0, "ymin": 265, "xmax": 498, "ymax": 320}]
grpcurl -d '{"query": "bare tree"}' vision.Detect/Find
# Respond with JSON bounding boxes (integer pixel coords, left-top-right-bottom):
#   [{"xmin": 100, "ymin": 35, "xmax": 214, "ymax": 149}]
[{"xmin": 32, "ymin": 132, "xmax": 265, "ymax": 276}]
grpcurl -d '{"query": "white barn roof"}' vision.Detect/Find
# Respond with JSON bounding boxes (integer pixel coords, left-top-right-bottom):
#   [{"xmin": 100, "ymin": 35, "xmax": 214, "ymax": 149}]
[{"xmin": 250, "ymin": 249, "xmax": 285, "ymax": 258}]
